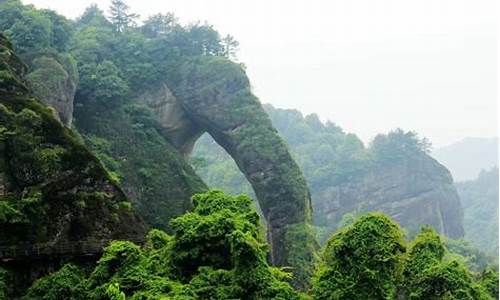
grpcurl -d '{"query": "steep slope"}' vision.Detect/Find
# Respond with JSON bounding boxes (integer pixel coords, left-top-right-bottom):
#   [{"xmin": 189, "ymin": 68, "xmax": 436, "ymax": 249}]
[
  {"xmin": 3, "ymin": 3, "xmax": 316, "ymax": 283},
  {"xmin": 159, "ymin": 57, "xmax": 316, "ymax": 271},
  {"xmin": 314, "ymin": 154, "xmax": 463, "ymax": 239},
  {"xmin": 193, "ymin": 104, "xmax": 465, "ymax": 240},
  {"xmin": 74, "ymin": 101, "xmax": 208, "ymax": 230},
  {"xmin": 432, "ymin": 137, "xmax": 499, "ymax": 181},
  {"xmin": 456, "ymin": 167, "xmax": 499, "ymax": 254},
  {"xmin": 25, "ymin": 51, "xmax": 78, "ymax": 126},
  {"xmin": 0, "ymin": 31, "xmax": 145, "ymax": 259}
]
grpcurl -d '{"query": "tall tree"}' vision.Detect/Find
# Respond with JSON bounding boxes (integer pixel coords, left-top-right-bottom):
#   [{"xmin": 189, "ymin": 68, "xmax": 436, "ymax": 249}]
[
  {"xmin": 221, "ymin": 34, "xmax": 239, "ymax": 59},
  {"xmin": 141, "ymin": 13, "xmax": 177, "ymax": 38},
  {"xmin": 108, "ymin": 0, "xmax": 138, "ymax": 32}
]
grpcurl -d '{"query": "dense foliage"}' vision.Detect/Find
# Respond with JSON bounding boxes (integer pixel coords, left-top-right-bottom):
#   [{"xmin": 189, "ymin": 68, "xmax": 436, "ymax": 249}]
[
  {"xmin": 192, "ymin": 105, "xmax": 435, "ymax": 234},
  {"xmin": 456, "ymin": 167, "xmax": 499, "ymax": 255},
  {"xmin": 401, "ymin": 227, "xmax": 493, "ymax": 299},
  {"xmin": 1, "ymin": 1, "xmax": 498, "ymax": 298},
  {"xmin": 312, "ymin": 213, "xmax": 406, "ymax": 299},
  {"xmin": 313, "ymin": 217, "xmax": 498, "ymax": 300},
  {"xmin": 0, "ymin": 68, "xmax": 141, "ymax": 246},
  {"xmin": 21, "ymin": 191, "xmax": 303, "ymax": 300},
  {"xmin": 194, "ymin": 105, "xmax": 431, "ymax": 192},
  {"xmin": 12, "ymin": 192, "xmax": 497, "ymax": 299},
  {"xmin": 0, "ymin": 0, "xmax": 229, "ymax": 229}
]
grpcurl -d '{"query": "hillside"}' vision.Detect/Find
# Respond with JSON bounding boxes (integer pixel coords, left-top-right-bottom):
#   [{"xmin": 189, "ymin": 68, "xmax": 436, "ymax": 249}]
[
  {"xmin": 193, "ymin": 104, "xmax": 465, "ymax": 240},
  {"xmin": 0, "ymin": 0, "xmax": 498, "ymax": 298},
  {"xmin": 456, "ymin": 167, "xmax": 499, "ymax": 254},
  {"xmin": 432, "ymin": 137, "xmax": 499, "ymax": 181},
  {"xmin": 0, "ymin": 32, "xmax": 146, "ymax": 296},
  {"xmin": 0, "ymin": 0, "xmax": 316, "ymax": 286}
]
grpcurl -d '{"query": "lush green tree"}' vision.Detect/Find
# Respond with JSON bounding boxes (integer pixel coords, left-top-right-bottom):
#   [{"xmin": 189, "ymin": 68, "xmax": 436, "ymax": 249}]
[
  {"xmin": 370, "ymin": 128, "xmax": 431, "ymax": 163},
  {"xmin": 401, "ymin": 227, "xmax": 491, "ymax": 300},
  {"xmin": 186, "ymin": 22, "xmax": 224, "ymax": 56},
  {"xmin": 141, "ymin": 13, "xmax": 178, "ymax": 38},
  {"xmin": 76, "ymin": 60, "xmax": 129, "ymax": 107},
  {"xmin": 479, "ymin": 269, "xmax": 499, "ymax": 299},
  {"xmin": 0, "ymin": 1, "xmax": 73, "ymax": 55},
  {"xmin": 108, "ymin": 0, "xmax": 139, "ymax": 32},
  {"xmin": 312, "ymin": 213, "xmax": 406, "ymax": 299},
  {"xmin": 456, "ymin": 167, "xmax": 499, "ymax": 255},
  {"xmin": 76, "ymin": 4, "xmax": 111, "ymax": 28},
  {"xmin": 4, "ymin": 8, "xmax": 52, "ymax": 54},
  {"xmin": 39, "ymin": 9, "xmax": 73, "ymax": 52},
  {"xmin": 22, "ymin": 191, "xmax": 303, "ymax": 299},
  {"xmin": 23, "ymin": 264, "xmax": 87, "ymax": 300},
  {"xmin": 445, "ymin": 238, "xmax": 498, "ymax": 273},
  {"xmin": 221, "ymin": 34, "xmax": 239, "ymax": 59}
]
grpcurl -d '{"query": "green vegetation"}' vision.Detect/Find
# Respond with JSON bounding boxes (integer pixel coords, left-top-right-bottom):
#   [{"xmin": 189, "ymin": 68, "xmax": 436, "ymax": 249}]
[
  {"xmin": 1, "ymin": 1, "xmax": 497, "ymax": 298},
  {"xmin": 22, "ymin": 191, "xmax": 303, "ymax": 299},
  {"xmin": 312, "ymin": 213, "xmax": 406, "ymax": 299},
  {"xmin": 456, "ymin": 167, "xmax": 499, "ymax": 255},
  {"xmin": 313, "ymin": 216, "xmax": 498, "ymax": 300},
  {"xmin": 0, "ymin": 95, "xmax": 142, "ymax": 244},
  {"xmin": 193, "ymin": 105, "xmax": 437, "ymax": 239},
  {"xmin": 17, "ymin": 198, "xmax": 496, "ymax": 299},
  {"xmin": 401, "ymin": 227, "xmax": 493, "ymax": 299},
  {"xmin": 194, "ymin": 106, "xmax": 431, "ymax": 195}
]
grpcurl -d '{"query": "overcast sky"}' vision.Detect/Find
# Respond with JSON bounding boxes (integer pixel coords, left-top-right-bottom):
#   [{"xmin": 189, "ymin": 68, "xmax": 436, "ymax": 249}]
[{"xmin": 23, "ymin": 0, "xmax": 497, "ymax": 147}]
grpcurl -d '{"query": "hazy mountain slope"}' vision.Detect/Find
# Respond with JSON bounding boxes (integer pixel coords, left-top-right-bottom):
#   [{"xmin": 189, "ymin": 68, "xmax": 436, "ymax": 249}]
[
  {"xmin": 432, "ymin": 137, "xmax": 498, "ymax": 181},
  {"xmin": 193, "ymin": 104, "xmax": 465, "ymax": 240},
  {"xmin": 455, "ymin": 167, "xmax": 499, "ymax": 254}
]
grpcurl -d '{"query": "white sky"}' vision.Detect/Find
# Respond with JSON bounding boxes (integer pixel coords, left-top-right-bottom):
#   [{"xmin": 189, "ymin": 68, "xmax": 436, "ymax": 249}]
[{"xmin": 22, "ymin": 0, "xmax": 498, "ymax": 147}]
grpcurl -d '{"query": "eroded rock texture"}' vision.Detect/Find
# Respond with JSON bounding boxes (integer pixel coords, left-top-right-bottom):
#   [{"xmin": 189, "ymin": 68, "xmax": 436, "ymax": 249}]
[
  {"xmin": 314, "ymin": 154, "xmax": 464, "ymax": 239},
  {"xmin": 139, "ymin": 57, "xmax": 317, "ymax": 282},
  {"xmin": 0, "ymin": 33, "xmax": 145, "ymax": 248},
  {"xmin": 25, "ymin": 52, "xmax": 78, "ymax": 126}
]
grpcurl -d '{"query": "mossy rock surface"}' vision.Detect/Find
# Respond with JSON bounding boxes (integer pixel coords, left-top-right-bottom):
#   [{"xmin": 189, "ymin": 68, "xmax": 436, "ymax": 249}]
[{"xmin": 0, "ymin": 33, "xmax": 146, "ymax": 247}]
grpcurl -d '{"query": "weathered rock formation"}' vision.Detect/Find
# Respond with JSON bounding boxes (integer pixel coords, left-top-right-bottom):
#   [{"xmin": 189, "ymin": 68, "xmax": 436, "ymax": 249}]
[
  {"xmin": 314, "ymin": 154, "xmax": 464, "ymax": 239},
  {"xmin": 25, "ymin": 52, "xmax": 78, "ymax": 126},
  {"xmin": 134, "ymin": 82, "xmax": 203, "ymax": 156},
  {"xmin": 135, "ymin": 56, "xmax": 317, "ymax": 282},
  {"xmin": 0, "ymin": 33, "xmax": 145, "ymax": 248},
  {"xmin": 24, "ymin": 46, "xmax": 316, "ymax": 282}
]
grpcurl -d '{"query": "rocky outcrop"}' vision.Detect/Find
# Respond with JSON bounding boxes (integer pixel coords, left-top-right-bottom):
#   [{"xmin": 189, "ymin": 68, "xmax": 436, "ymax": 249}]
[
  {"xmin": 0, "ymin": 33, "xmax": 145, "ymax": 248},
  {"xmin": 25, "ymin": 52, "xmax": 78, "ymax": 126},
  {"xmin": 138, "ymin": 57, "xmax": 317, "ymax": 283},
  {"xmin": 314, "ymin": 154, "xmax": 464, "ymax": 238},
  {"xmin": 134, "ymin": 83, "xmax": 202, "ymax": 156}
]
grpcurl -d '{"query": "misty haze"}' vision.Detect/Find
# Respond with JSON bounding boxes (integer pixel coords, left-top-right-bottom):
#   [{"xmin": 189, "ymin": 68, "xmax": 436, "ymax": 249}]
[{"xmin": 0, "ymin": 0, "xmax": 498, "ymax": 299}]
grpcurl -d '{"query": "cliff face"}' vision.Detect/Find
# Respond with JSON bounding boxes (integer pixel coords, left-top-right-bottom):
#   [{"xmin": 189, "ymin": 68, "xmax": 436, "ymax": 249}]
[
  {"xmin": 314, "ymin": 154, "xmax": 464, "ymax": 239},
  {"xmin": 73, "ymin": 101, "xmax": 208, "ymax": 230},
  {"xmin": 0, "ymin": 33, "xmax": 145, "ymax": 247},
  {"xmin": 133, "ymin": 57, "xmax": 317, "ymax": 285},
  {"xmin": 193, "ymin": 105, "xmax": 466, "ymax": 242},
  {"xmin": 25, "ymin": 52, "xmax": 78, "ymax": 126}
]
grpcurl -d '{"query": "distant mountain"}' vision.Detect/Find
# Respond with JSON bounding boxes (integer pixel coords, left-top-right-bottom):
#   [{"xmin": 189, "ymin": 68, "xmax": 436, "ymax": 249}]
[{"xmin": 432, "ymin": 137, "xmax": 498, "ymax": 181}]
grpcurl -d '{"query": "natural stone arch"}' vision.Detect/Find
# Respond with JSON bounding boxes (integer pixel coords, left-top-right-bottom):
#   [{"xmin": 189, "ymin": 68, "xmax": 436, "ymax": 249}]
[{"xmin": 141, "ymin": 56, "xmax": 317, "ymax": 282}]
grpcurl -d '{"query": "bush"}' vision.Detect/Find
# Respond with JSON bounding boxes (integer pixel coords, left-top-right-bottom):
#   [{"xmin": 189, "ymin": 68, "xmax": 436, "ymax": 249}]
[{"xmin": 312, "ymin": 213, "xmax": 406, "ymax": 299}]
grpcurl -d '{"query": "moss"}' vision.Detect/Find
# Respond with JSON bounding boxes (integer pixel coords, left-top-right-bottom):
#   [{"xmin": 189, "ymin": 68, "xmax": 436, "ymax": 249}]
[
  {"xmin": 28, "ymin": 191, "xmax": 303, "ymax": 299},
  {"xmin": 74, "ymin": 102, "xmax": 207, "ymax": 231},
  {"xmin": 401, "ymin": 227, "xmax": 492, "ymax": 299},
  {"xmin": 479, "ymin": 269, "xmax": 499, "ymax": 299},
  {"xmin": 0, "ymin": 37, "xmax": 145, "ymax": 250},
  {"xmin": 312, "ymin": 213, "xmax": 406, "ymax": 299},
  {"xmin": 22, "ymin": 264, "xmax": 87, "ymax": 300},
  {"xmin": 284, "ymin": 223, "xmax": 320, "ymax": 289}
]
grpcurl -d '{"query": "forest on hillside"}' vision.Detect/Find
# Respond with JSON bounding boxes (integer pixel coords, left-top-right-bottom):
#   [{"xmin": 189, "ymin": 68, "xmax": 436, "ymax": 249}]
[{"xmin": 0, "ymin": 0, "xmax": 498, "ymax": 299}]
